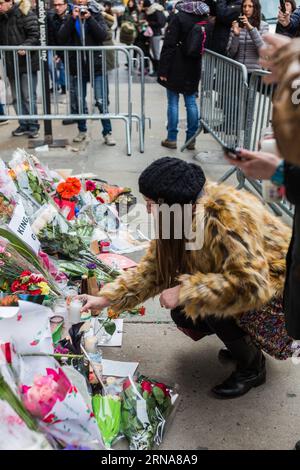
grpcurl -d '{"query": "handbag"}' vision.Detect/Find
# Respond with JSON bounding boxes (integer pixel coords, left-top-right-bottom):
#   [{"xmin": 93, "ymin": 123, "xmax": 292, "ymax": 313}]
[{"xmin": 143, "ymin": 26, "xmax": 154, "ymax": 37}]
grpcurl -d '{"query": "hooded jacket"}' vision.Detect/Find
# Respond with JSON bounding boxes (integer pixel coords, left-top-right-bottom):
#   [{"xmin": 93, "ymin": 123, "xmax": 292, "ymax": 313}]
[
  {"xmin": 158, "ymin": 3, "xmax": 210, "ymax": 94},
  {"xmin": 206, "ymin": 0, "xmax": 242, "ymax": 56},
  {"xmin": 57, "ymin": 1, "xmax": 108, "ymax": 77},
  {"xmin": 100, "ymin": 182, "xmax": 291, "ymax": 323},
  {"xmin": 0, "ymin": 0, "xmax": 39, "ymax": 77},
  {"xmin": 145, "ymin": 2, "xmax": 166, "ymax": 36}
]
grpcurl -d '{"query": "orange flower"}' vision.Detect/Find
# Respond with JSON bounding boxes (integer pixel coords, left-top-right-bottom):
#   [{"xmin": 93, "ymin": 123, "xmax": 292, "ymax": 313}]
[
  {"xmin": 56, "ymin": 178, "xmax": 81, "ymax": 200},
  {"xmin": 107, "ymin": 308, "xmax": 120, "ymax": 320}
]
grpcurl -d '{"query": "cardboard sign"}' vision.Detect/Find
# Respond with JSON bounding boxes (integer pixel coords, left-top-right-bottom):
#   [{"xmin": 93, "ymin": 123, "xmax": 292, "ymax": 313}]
[{"xmin": 8, "ymin": 199, "xmax": 40, "ymax": 254}]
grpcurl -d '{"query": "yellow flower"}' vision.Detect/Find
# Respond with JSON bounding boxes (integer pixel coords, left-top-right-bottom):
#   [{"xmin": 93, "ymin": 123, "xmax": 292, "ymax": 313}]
[{"xmin": 37, "ymin": 282, "xmax": 50, "ymax": 295}]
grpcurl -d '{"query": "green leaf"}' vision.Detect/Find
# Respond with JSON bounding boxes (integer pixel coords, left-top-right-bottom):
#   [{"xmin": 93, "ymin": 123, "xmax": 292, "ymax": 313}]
[
  {"xmin": 152, "ymin": 386, "xmax": 165, "ymax": 405},
  {"xmin": 104, "ymin": 321, "xmax": 116, "ymax": 336}
]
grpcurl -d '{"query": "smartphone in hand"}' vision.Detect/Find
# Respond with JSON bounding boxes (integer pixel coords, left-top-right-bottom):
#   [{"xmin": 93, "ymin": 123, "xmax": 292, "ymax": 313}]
[
  {"xmin": 223, "ymin": 146, "xmax": 244, "ymax": 161},
  {"xmin": 280, "ymin": 0, "xmax": 286, "ymax": 13}
]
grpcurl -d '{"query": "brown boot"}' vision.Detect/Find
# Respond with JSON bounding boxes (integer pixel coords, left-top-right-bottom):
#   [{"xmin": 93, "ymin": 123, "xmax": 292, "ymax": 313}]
[
  {"xmin": 186, "ymin": 140, "xmax": 196, "ymax": 150},
  {"xmin": 161, "ymin": 139, "xmax": 177, "ymax": 149}
]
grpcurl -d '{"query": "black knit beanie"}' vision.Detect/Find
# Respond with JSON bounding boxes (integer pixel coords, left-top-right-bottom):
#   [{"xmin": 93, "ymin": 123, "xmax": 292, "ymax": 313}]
[{"xmin": 138, "ymin": 157, "xmax": 206, "ymax": 205}]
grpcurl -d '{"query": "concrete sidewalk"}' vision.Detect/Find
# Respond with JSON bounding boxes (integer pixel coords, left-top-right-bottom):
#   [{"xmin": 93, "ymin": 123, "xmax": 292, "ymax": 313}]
[{"xmin": 0, "ymin": 78, "xmax": 299, "ymax": 450}]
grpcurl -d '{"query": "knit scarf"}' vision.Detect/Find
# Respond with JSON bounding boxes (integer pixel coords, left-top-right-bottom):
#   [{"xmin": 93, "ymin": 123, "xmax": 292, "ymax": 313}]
[{"xmin": 176, "ymin": 1, "xmax": 210, "ymax": 16}]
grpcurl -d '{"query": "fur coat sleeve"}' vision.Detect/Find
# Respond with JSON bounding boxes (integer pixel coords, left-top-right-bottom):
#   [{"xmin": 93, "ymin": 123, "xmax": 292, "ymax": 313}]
[{"xmin": 99, "ymin": 240, "xmax": 162, "ymax": 312}]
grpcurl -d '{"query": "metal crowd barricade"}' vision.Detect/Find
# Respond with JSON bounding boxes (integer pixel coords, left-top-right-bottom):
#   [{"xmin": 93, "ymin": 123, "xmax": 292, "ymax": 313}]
[
  {"xmin": 236, "ymin": 69, "xmax": 293, "ymax": 218},
  {"xmin": 0, "ymin": 45, "xmax": 147, "ymax": 156},
  {"xmin": 182, "ymin": 49, "xmax": 248, "ymax": 154}
]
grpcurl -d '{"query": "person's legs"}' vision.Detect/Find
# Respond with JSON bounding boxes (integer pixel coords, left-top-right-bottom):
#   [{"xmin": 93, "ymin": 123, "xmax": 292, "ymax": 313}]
[
  {"xmin": 10, "ymin": 76, "xmax": 29, "ymax": 133},
  {"xmin": 149, "ymin": 35, "xmax": 161, "ymax": 77},
  {"xmin": 171, "ymin": 307, "xmax": 213, "ymax": 341},
  {"xmin": 206, "ymin": 315, "xmax": 266, "ymax": 398},
  {"xmin": 94, "ymin": 74, "xmax": 116, "ymax": 145},
  {"xmin": 163, "ymin": 89, "xmax": 179, "ymax": 146},
  {"xmin": 0, "ymin": 102, "xmax": 8, "ymax": 125},
  {"xmin": 183, "ymin": 93, "xmax": 199, "ymax": 145},
  {"xmin": 94, "ymin": 74, "xmax": 113, "ymax": 137},
  {"xmin": 71, "ymin": 75, "xmax": 88, "ymax": 141},
  {"xmin": 21, "ymin": 73, "xmax": 39, "ymax": 134}
]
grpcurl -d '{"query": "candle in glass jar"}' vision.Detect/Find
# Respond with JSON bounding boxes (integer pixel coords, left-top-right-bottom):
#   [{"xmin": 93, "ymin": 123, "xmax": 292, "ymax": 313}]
[{"xmin": 68, "ymin": 299, "xmax": 82, "ymax": 325}]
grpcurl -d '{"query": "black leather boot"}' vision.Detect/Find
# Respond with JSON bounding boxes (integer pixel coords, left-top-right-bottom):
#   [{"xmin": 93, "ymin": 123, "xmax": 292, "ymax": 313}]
[
  {"xmin": 212, "ymin": 336, "xmax": 266, "ymax": 399},
  {"xmin": 218, "ymin": 348, "xmax": 235, "ymax": 362}
]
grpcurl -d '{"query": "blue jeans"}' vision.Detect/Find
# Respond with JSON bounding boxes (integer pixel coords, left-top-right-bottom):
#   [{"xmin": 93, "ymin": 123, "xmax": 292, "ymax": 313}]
[
  {"xmin": 70, "ymin": 74, "xmax": 112, "ymax": 136},
  {"xmin": 10, "ymin": 73, "xmax": 39, "ymax": 131},
  {"xmin": 0, "ymin": 103, "xmax": 4, "ymax": 115},
  {"xmin": 167, "ymin": 90, "xmax": 199, "ymax": 142}
]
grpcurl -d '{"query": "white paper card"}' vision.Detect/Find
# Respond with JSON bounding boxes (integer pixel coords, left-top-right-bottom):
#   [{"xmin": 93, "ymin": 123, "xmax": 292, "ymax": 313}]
[
  {"xmin": 8, "ymin": 199, "xmax": 40, "ymax": 254},
  {"xmin": 102, "ymin": 359, "xmax": 139, "ymax": 377}
]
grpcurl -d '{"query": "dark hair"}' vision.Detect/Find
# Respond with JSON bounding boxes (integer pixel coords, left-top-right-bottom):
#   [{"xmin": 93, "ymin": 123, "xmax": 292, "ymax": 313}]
[
  {"xmin": 242, "ymin": 0, "xmax": 261, "ymax": 29},
  {"xmin": 286, "ymin": 0, "xmax": 297, "ymax": 12}
]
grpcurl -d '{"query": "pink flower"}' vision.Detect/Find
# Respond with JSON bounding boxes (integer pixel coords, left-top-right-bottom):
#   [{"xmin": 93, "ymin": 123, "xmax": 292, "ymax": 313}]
[
  {"xmin": 21, "ymin": 368, "xmax": 71, "ymax": 419},
  {"xmin": 86, "ymin": 180, "xmax": 97, "ymax": 192}
]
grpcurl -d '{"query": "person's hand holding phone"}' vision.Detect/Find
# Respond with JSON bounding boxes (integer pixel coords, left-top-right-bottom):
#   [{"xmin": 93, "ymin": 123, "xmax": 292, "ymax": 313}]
[{"xmin": 224, "ymin": 148, "xmax": 282, "ymax": 180}]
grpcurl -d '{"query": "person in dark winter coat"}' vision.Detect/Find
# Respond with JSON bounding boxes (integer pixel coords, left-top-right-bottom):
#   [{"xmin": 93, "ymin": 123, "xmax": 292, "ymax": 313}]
[
  {"xmin": 143, "ymin": 0, "xmax": 166, "ymax": 77},
  {"xmin": 157, "ymin": 0, "xmax": 210, "ymax": 150},
  {"xmin": 276, "ymin": 0, "xmax": 297, "ymax": 37},
  {"xmin": 207, "ymin": 0, "xmax": 242, "ymax": 56},
  {"xmin": 57, "ymin": 0, "xmax": 116, "ymax": 146},
  {"xmin": 47, "ymin": 0, "xmax": 72, "ymax": 95},
  {"xmin": 0, "ymin": 0, "xmax": 40, "ymax": 138}
]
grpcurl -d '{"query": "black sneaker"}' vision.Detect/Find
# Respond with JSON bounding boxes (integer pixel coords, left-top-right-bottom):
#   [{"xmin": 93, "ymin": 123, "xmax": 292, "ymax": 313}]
[
  {"xmin": 12, "ymin": 126, "xmax": 28, "ymax": 136},
  {"xmin": 62, "ymin": 119, "xmax": 76, "ymax": 125},
  {"xmin": 27, "ymin": 130, "xmax": 40, "ymax": 139}
]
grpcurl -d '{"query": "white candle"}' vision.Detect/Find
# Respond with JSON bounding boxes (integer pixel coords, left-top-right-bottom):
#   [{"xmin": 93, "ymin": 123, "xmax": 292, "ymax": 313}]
[{"xmin": 68, "ymin": 299, "xmax": 82, "ymax": 325}]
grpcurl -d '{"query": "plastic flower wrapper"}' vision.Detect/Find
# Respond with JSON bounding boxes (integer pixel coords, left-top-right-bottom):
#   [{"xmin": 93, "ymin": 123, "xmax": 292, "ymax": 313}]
[
  {"xmin": 20, "ymin": 364, "xmax": 105, "ymax": 449},
  {"xmin": 8, "ymin": 149, "xmax": 50, "ymax": 206},
  {"xmin": 0, "ymin": 160, "xmax": 17, "ymax": 224},
  {"xmin": 92, "ymin": 393, "xmax": 121, "ymax": 448},
  {"xmin": 0, "ymin": 399, "xmax": 52, "ymax": 450},
  {"xmin": 120, "ymin": 375, "xmax": 179, "ymax": 450},
  {"xmin": 31, "ymin": 204, "xmax": 87, "ymax": 259},
  {"xmin": 0, "ymin": 232, "xmax": 61, "ymax": 296}
]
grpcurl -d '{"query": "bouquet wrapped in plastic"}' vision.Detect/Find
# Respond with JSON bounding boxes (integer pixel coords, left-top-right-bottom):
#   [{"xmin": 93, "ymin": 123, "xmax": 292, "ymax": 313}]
[
  {"xmin": 8, "ymin": 149, "xmax": 50, "ymax": 206},
  {"xmin": 120, "ymin": 375, "xmax": 179, "ymax": 450},
  {"xmin": 0, "ymin": 160, "xmax": 18, "ymax": 225}
]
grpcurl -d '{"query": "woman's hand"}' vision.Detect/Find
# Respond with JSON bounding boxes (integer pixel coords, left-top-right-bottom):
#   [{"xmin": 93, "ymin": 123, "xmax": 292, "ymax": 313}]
[
  {"xmin": 278, "ymin": 9, "xmax": 291, "ymax": 27},
  {"xmin": 259, "ymin": 33, "xmax": 291, "ymax": 83},
  {"xmin": 232, "ymin": 20, "xmax": 240, "ymax": 36},
  {"xmin": 240, "ymin": 15, "xmax": 253, "ymax": 31},
  {"xmin": 159, "ymin": 76, "xmax": 167, "ymax": 81},
  {"xmin": 76, "ymin": 294, "xmax": 110, "ymax": 314},
  {"xmin": 224, "ymin": 148, "xmax": 282, "ymax": 180},
  {"xmin": 159, "ymin": 286, "xmax": 180, "ymax": 310}
]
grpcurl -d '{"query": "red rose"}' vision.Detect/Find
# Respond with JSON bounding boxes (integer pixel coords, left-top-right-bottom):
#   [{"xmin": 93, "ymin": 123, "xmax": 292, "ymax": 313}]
[
  {"xmin": 154, "ymin": 383, "xmax": 170, "ymax": 397},
  {"xmin": 141, "ymin": 380, "xmax": 152, "ymax": 394},
  {"xmin": 28, "ymin": 289, "xmax": 42, "ymax": 295},
  {"xmin": 20, "ymin": 271, "xmax": 31, "ymax": 277},
  {"xmin": 139, "ymin": 307, "xmax": 146, "ymax": 316},
  {"xmin": 11, "ymin": 280, "xmax": 21, "ymax": 292}
]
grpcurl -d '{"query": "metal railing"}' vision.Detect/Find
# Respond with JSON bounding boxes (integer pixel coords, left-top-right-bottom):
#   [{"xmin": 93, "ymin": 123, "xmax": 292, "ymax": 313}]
[
  {"xmin": 191, "ymin": 49, "xmax": 293, "ymax": 218},
  {"xmin": 0, "ymin": 45, "xmax": 148, "ymax": 156}
]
